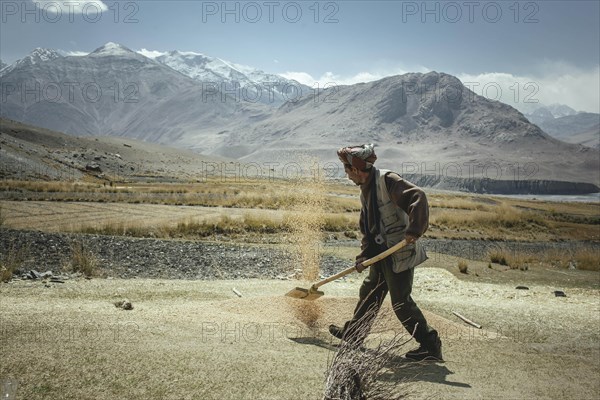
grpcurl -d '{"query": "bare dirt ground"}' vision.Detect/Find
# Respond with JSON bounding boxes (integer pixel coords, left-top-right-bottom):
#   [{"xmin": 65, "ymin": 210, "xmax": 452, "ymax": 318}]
[{"xmin": 1, "ymin": 256, "xmax": 598, "ymax": 400}]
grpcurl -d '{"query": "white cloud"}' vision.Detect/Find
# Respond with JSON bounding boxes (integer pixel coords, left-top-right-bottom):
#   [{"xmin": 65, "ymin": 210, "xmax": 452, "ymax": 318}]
[
  {"xmin": 279, "ymin": 72, "xmax": 318, "ymax": 86},
  {"xmin": 178, "ymin": 51, "xmax": 203, "ymax": 56},
  {"xmin": 137, "ymin": 49, "xmax": 167, "ymax": 59},
  {"xmin": 32, "ymin": 0, "xmax": 108, "ymax": 14},
  {"xmin": 63, "ymin": 51, "xmax": 89, "ymax": 57},
  {"xmin": 457, "ymin": 64, "xmax": 600, "ymax": 114},
  {"xmin": 280, "ymin": 66, "xmax": 429, "ymax": 87}
]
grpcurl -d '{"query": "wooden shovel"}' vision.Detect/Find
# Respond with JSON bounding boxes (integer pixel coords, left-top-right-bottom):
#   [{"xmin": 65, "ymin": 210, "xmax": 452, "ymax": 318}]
[{"xmin": 285, "ymin": 240, "xmax": 409, "ymax": 301}]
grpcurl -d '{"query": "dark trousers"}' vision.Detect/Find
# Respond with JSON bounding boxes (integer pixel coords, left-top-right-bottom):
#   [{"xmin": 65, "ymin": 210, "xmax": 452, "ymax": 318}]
[{"xmin": 342, "ymin": 262, "xmax": 438, "ymax": 346}]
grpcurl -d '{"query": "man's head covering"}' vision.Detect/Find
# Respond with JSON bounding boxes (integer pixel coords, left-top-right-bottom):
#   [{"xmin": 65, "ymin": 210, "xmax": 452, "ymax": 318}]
[{"xmin": 337, "ymin": 144, "xmax": 377, "ymax": 170}]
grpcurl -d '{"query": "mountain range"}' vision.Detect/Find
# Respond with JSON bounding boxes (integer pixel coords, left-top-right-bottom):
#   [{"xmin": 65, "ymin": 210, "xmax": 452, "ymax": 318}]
[
  {"xmin": 0, "ymin": 43, "xmax": 267, "ymax": 146},
  {"xmin": 525, "ymin": 105, "xmax": 599, "ymax": 149},
  {"xmin": 1, "ymin": 43, "xmax": 598, "ymax": 193},
  {"xmin": 151, "ymin": 50, "xmax": 309, "ymax": 106},
  {"xmin": 0, "ymin": 44, "xmax": 306, "ymax": 107}
]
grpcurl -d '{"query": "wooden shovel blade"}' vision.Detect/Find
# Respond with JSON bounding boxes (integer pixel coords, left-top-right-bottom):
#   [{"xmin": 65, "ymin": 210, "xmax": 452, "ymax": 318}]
[{"xmin": 285, "ymin": 287, "xmax": 324, "ymax": 301}]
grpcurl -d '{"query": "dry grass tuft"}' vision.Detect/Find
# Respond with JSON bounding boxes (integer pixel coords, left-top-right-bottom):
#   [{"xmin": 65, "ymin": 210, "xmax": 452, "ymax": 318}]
[
  {"xmin": 323, "ymin": 214, "xmax": 358, "ymax": 232},
  {"xmin": 0, "ymin": 204, "xmax": 6, "ymax": 227},
  {"xmin": 544, "ymin": 247, "xmax": 600, "ymax": 272},
  {"xmin": 488, "ymin": 247, "xmax": 534, "ymax": 270},
  {"xmin": 0, "ymin": 242, "xmax": 28, "ymax": 282},
  {"xmin": 488, "ymin": 249, "xmax": 509, "ymax": 266},
  {"xmin": 67, "ymin": 241, "xmax": 98, "ymax": 277},
  {"xmin": 429, "ymin": 195, "xmax": 491, "ymax": 211},
  {"xmin": 573, "ymin": 248, "xmax": 600, "ymax": 271},
  {"xmin": 488, "ymin": 246, "xmax": 599, "ymax": 271}
]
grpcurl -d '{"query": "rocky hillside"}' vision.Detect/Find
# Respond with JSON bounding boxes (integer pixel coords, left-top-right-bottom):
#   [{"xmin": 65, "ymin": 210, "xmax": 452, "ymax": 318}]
[
  {"xmin": 0, "ymin": 118, "xmax": 230, "ymax": 182},
  {"xmin": 200, "ymin": 72, "xmax": 598, "ymax": 190}
]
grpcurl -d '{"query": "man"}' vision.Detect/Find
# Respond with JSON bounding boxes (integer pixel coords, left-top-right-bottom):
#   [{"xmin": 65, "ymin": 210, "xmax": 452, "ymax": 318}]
[{"xmin": 330, "ymin": 144, "xmax": 442, "ymax": 361}]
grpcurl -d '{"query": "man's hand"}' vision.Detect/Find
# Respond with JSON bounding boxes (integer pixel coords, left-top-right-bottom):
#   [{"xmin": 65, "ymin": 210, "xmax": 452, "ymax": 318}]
[
  {"xmin": 355, "ymin": 257, "xmax": 368, "ymax": 273},
  {"xmin": 405, "ymin": 234, "xmax": 418, "ymax": 244}
]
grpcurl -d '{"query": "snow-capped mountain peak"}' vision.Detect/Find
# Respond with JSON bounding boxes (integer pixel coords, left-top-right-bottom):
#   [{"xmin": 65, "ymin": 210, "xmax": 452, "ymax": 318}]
[
  {"xmin": 90, "ymin": 42, "xmax": 136, "ymax": 57},
  {"xmin": 151, "ymin": 49, "xmax": 308, "ymax": 106},
  {"xmin": 546, "ymin": 103, "xmax": 578, "ymax": 118},
  {"xmin": 0, "ymin": 47, "xmax": 62, "ymax": 77},
  {"xmin": 28, "ymin": 47, "xmax": 62, "ymax": 63}
]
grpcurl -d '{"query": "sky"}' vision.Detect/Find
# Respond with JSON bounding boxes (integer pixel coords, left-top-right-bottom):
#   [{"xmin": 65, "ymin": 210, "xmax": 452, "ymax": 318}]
[{"xmin": 1, "ymin": 0, "xmax": 599, "ymax": 112}]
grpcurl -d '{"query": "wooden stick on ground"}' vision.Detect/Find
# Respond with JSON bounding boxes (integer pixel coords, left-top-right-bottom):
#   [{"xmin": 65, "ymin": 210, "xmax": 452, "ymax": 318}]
[{"xmin": 452, "ymin": 311, "xmax": 482, "ymax": 329}]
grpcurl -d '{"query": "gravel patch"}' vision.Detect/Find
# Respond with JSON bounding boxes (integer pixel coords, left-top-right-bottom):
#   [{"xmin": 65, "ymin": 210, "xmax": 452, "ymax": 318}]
[
  {"xmin": 1, "ymin": 229, "xmax": 597, "ymax": 280},
  {"xmin": 0, "ymin": 229, "xmax": 348, "ymax": 280},
  {"xmin": 328, "ymin": 238, "xmax": 599, "ymax": 261}
]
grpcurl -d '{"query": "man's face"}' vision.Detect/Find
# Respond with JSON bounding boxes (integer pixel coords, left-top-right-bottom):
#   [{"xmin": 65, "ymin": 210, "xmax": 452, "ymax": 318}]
[{"xmin": 344, "ymin": 164, "xmax": 365, "ymax": 185}]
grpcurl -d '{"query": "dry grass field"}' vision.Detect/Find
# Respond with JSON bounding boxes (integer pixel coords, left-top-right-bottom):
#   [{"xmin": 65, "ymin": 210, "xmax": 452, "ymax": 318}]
[{"xmin": 2, "ymin": 178, "xmax": 599, "ymax": 242}]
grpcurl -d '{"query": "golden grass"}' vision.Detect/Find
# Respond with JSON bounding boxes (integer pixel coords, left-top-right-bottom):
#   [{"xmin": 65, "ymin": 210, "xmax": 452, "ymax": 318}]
[
  {"xmin": 0, "ymin": 242, "xmax": 28, "ymax": 282},
  {"xmin": 488, "ymin": 246, "xmax": 599, "ymax": 271},
  {"xmin": 574, "ymin": 248, "xmax": 600, "ymax": 271},
  {"xmin": 1, "ymin": 178, "xmax": 598, "ymax": 242},
  {"xmin": 74, "ymin": 211, "xmax": 357, "ymax": 240},
  {"xmin": 429, "ymin": 194, "xmax": 492, "ymax": 211},
  {"xmin": 66, "ymin": 241, "xmax": 99, "ymax": 277},
  {"xmin": 458, "ymin": 260, "xmax": 468, "ymax": 274},
  {"xmin": 322, "ymin": 214, "xmax": 359, "ymax": 232},
  {"xmin": 432, "ymin": 203, "xmax": 549, "ymax": 230},
  {"xmin": 0, "ymin": 179, "xmax": 361, "ymax": 212},
  {"xmin": 537, "ymin": 247, "xmax": 600, "ymax": 272}
]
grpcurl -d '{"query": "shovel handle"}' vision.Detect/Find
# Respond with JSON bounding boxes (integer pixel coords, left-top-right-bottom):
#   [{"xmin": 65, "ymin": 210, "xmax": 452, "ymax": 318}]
[{"xmin": 312, "ymin": 240, "xmax": 409, "ymax": 290}]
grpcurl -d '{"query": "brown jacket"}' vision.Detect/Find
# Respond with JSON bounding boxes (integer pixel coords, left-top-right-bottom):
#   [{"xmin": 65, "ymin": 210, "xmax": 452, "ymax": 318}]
[{"xmin": 357, "ymin": 168, "xmax": 429, "ymax": 260}]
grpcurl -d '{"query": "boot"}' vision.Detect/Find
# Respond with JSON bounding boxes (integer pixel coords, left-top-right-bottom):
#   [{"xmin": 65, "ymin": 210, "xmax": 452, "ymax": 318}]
[
  {"xmin": 328, "ymin": 324, "xmax": 365, "ymax": 348},
  {"xmin": 328, "ymin": 324, "xmax": 345, "ymax": 340},
  {"xmin": 405, "ymin": 337, "xmax": 443, "ymax": 361}
]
